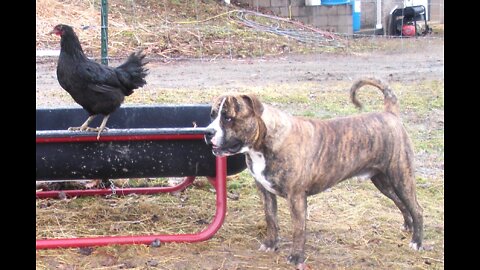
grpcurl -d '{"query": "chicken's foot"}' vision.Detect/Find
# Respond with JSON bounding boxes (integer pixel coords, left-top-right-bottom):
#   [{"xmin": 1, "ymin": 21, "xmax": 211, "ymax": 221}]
[{"xmin": 68, "ymin": 115, "xmax": 96, "ymax": 131}]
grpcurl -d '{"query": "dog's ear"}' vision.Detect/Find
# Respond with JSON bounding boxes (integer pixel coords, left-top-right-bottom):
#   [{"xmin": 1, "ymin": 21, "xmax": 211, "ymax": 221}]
[{"xmin": 241, "ymin": 94, "xmax": 264, "ymax": 116}]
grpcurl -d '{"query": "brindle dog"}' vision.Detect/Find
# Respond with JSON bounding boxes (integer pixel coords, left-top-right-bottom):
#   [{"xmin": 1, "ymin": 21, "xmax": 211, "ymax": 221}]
[{"xmin": 205, "ymin": 78, "xmax": 423, "ymax": 269}]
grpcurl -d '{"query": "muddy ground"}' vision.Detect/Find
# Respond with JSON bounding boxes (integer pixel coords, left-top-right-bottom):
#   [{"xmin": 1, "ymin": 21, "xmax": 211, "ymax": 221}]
[{"xmin": 36, "ymin": 39, "xmax": 443, "ymax": 106}]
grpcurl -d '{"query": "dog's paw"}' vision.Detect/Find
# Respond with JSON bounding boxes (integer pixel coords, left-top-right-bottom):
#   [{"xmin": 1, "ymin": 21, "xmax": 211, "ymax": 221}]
[
  {"xmin": 259, "ymin": 239, "xmax": 278, "ymax": 252},
  {"xmin": 287, "ymin": 254, "xmax": 305, "ymax": 266},
  {"xmin": 409, "ymin": 241, "xmax": 424, "ymax": 251},
  {"xmin": 294, "ymin": 262, "xmax": 310, "ymax": 270},
  {"xmin": 259, "ymin": 244, "xmax": 277, "ymax": 252}
]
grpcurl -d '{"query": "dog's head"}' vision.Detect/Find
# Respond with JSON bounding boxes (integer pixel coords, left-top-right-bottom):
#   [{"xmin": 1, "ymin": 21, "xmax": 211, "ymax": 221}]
[{"xmin": 205, "ymin": 94, "xmax": 266, "ymax": 156}]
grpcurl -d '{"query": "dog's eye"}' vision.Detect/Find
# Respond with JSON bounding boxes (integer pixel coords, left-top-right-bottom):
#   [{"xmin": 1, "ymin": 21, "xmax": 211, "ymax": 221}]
[{"xmin": 223, "ymin": 115, "xmax": 233, "ymax": 122}]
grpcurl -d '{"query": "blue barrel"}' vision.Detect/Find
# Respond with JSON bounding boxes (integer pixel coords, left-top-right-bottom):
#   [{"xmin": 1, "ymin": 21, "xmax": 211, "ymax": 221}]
[
  {"xmin": 350, "ymin": 0, "xmax": 361, "ymax": 32},
  {"xmin": 321, "ymin": 0, "xmax": 350, "ymax": 5}
]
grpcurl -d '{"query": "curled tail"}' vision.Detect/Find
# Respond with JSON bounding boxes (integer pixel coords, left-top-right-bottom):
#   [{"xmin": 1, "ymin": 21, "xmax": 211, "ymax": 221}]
[
  {"xmin": 350, "ymin": 78, "xmax": 399, "ymax": 116},
  {"xmin": 115, "ymin": 49, "xmax": 149, "ymax": 96}
]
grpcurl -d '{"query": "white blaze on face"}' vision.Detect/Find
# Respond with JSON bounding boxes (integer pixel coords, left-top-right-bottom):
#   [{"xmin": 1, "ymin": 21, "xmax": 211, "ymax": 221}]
[{"xmin": 206, "ymin": 97, "xmax": 227, "ymax": 146}]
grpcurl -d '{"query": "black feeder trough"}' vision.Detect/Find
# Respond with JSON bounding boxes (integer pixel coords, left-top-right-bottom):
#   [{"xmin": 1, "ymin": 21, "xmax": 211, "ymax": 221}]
[{"xmin": 36, "ymin": 104, "xmax": 247, "ymax": 249}]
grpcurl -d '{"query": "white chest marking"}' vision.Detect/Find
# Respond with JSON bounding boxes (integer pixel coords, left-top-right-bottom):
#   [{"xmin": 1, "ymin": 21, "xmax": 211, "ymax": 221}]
[{"xmin": 248, "ymin": 150, "xmax": 278, "ymax": 195}]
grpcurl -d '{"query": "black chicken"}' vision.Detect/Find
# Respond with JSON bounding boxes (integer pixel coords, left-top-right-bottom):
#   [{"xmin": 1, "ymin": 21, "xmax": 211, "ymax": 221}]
[{"xmin": 50, "ymin": 24, "xmax": 148, "ymax": 139}]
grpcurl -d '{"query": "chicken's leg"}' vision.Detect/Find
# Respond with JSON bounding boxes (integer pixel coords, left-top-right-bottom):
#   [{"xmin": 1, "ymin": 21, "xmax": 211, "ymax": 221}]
[
  {"xmin": 68, "ymin": 115, "xmax": 96, "ymax": 131},
  {"xmin": 89, "ymin": 115, "xmax": 110, "ymax": 140}
]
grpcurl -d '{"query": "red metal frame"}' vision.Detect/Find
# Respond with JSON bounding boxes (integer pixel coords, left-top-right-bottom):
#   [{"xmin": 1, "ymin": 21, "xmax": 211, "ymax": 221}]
[
  {"xmin": 36, "ymin": 132, "xmax": 228, "ymax": 249},
  {"xmin": 35, "ymin": 176, "xmax": 196, "ymax": 199}
]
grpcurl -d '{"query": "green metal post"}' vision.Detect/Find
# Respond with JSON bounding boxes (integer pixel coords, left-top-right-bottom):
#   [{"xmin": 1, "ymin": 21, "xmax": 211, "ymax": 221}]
[{"xmin": 101, "ymin": 0, "xmax": 108, "ymax": 65}]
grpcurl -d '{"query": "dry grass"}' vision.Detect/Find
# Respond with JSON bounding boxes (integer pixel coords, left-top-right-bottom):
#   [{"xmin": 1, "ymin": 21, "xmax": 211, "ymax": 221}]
[
  {"xmin": 36, "ymin": 173, "xmax": 444, "ymax": 269},
  {"xmin": 36, "ymin": 79, "xmax": 444, "ymax": 269},
  {"xmin": 38, "ymin": 0, "xmax": 444, "ymax": 60},
  {"xmin": 37, "ymin": 0, "xmax": 333, "ymax": 59}
]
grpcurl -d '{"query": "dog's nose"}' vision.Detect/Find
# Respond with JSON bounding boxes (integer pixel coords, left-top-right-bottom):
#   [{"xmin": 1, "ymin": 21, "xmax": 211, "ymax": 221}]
[
  {"xmin": 205, "ymin": 128, "xmax": 215, "ymax": 136},
  {"xmin": 204, "ymin": 128, "xmax": 216, "ymax": 144}
]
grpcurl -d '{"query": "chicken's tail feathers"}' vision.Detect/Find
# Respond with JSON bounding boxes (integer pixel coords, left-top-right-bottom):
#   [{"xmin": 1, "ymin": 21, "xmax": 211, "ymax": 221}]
[{"xmin": 116, "ymin": 49, "xmax": 149, "ymax": 95}]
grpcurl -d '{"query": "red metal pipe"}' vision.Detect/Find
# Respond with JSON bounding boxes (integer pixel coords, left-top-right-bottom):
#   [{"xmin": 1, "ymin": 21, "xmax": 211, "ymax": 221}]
[
  {"xmin": 36, "ymin": 156, "xmax": 227, "ymax": 249},
  {"xmin": 36, "ymin": 176, "xmax": 196, "ymax": 199},
  {"xmin": 36, "ymin": 133, "xmax": 204, "ymax": 143}
]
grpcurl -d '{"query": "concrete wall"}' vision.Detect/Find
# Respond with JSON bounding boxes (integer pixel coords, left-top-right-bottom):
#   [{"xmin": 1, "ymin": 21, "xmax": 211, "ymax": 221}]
[
  {"xmin": 235, "ymin": 0, "xmax": 353, "ymax": 34},
  {"xmin": 361, "ymin": 1, "xmax": 377, "ymax": 28},
  {"xmin": 356, "ymin": 0, "xmax": 397, "ymax": 31},
  {"xmin": 429, "ymin": 0, "xmax": 444, "ymax": 23}
]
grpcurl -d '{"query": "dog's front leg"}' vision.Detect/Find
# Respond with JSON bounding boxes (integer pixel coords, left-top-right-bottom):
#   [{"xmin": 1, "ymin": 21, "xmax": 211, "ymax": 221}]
[
  {"xmin": 256, "ymin": 182, "xmax": 279, "ymax": 252},
  {"xmin": 287, "ymin": 193, "xmax": 307, "ymax": 268}
]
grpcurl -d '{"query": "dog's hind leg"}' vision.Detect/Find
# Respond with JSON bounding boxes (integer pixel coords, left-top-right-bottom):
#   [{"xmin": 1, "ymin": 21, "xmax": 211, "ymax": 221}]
[
  {"xmin": 388, "ymin": 172, "xmax": 424, "ymax": 251},
  {"xmin": 371, "ymin": 174, "xmax": 413, "ymax": 232},
  {"xmin": 256, "ymin": 182, "xmax": 280, "ymax": 252}
]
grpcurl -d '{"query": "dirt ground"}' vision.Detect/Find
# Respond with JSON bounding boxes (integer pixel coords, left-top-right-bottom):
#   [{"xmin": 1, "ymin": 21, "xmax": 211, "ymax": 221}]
[
  {"xmin": 36, "ymin": 39, "xmax": 444, "ymax": 106},
  {"xmin": 36, "ymin": 37, "xmax": 444, "ymax": 270}
]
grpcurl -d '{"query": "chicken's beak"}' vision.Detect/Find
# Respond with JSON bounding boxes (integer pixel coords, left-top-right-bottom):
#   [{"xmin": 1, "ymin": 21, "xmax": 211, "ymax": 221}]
[{"xmin": 49, "ymin": 30, "xmax": 58, "ymax": 35}]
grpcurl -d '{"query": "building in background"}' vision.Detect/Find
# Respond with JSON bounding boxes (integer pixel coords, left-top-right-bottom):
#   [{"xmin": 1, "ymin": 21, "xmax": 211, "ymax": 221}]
[{"xmin": 234, "ymin": 0, "xmax": 444, "ymax": 35}]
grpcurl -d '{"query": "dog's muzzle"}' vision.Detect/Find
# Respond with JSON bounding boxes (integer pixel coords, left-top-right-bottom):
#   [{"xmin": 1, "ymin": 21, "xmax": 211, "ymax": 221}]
[
  {"xmin": 204, "ymin": 129, "xmax": 224, "ymax": 156},
  {"xmin": 204, "ymin": 129, "xmax": 244, "ymax": 157}
]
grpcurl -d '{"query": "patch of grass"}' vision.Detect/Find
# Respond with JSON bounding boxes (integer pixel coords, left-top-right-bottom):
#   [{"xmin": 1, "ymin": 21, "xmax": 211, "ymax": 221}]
[
  {"xmin": 260, "ymin": 89, "xmax": 311, "ymax": 105},
  {"xmin": 410, "ymin": 127, "xmax": 444, "ymax": 153},
  {"xmin": 396, "ymin": 81, "xmax": 444, "ymax": 116}
]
